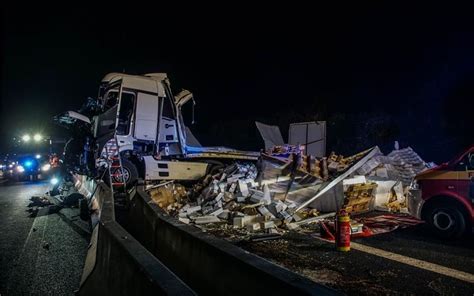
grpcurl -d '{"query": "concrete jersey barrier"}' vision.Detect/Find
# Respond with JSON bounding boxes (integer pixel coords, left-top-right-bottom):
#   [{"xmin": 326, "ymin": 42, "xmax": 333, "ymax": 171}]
[
  {"xmin": 126, "ymin": 187, "xmax": 341, "ymax": 296},
  {"xmin": 75, "ymin": 175, "xmax": 195, "ymax": 296}
]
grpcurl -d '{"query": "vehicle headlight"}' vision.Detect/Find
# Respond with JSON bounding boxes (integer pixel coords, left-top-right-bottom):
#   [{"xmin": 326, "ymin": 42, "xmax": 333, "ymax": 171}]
[
  {"xmin": 16, "ymin": 165, "xmax": 25, "ymax": 173},
  {"xmin": 41, "ymin": 164, "xmax": 51, "ymax": 171}
]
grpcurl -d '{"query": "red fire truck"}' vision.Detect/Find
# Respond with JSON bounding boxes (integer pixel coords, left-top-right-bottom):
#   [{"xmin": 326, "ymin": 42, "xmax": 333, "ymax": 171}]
[{"xmin": 409, "ymin": 145, "xmax": 474, "ymax": 238}]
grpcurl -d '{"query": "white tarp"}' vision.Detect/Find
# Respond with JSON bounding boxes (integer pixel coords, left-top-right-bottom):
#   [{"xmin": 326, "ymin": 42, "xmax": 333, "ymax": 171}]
[
  {"xmin": 255, "ymin": 122, "xmax": 285, "ymax": 150},
  {"xmin": 293, "ymin": 146, "xmax": 382, "ymax": 212}
]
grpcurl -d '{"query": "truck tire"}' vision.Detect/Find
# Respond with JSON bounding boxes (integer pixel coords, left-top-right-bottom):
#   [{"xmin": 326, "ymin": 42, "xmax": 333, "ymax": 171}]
[
  {"xmin": 110, "ymin": 158, "xmax": 138, "ymax": 188},
  {"xmin": 426, "ymin": 202, "xmax": 466, "ymax": 239}
]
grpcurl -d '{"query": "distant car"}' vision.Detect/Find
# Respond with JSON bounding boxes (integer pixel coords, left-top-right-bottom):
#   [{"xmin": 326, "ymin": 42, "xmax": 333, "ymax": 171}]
[
  {"xmin": 409, "ymin": 145, "xmax": 474, "ymax": 238},
  {"xmin": 7, "ymin": 154, "xmax": 52, "ymax": 181}
]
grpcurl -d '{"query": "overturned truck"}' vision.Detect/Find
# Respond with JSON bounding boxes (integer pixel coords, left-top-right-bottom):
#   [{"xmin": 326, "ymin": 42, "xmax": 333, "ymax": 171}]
[{"xmin": 56, "ymin": 73, "xmax": 259, "ymax": 187}]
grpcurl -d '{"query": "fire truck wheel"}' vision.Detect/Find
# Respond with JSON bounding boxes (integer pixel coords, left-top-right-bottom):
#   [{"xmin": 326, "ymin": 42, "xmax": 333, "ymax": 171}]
[{"xmin": 426, "ymin": 203, "xmax": 466, "ymax": 239}]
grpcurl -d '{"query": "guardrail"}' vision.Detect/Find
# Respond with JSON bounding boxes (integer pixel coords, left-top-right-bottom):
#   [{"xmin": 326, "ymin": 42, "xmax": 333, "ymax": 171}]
[
  {"xmin": 127, "ymin": 186, "xmax": 340, "ymax": 295},
  {"xmin": 75, "ymin": 176, "xmax": 195, "ymax": 296}
]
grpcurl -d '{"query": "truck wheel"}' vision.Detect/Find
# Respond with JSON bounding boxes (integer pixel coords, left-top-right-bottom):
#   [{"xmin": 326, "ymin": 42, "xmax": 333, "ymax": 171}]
[
  {"xmin": 426, "ymin": 203, "xmax": 466, "ymax": 239},
  {"xmin": 110, "ymin": 158, "xmax": 138, "ymax": 188}
]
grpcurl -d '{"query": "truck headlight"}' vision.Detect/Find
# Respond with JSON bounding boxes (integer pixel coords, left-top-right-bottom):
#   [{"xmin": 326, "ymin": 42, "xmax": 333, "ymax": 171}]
[
  {"xmin": 41, "ymin": 164, "xmax": 51, "ymax": 172},
  {"xmin": 16, "ymin": 165, "xmax": 25, "ymax": 173}
]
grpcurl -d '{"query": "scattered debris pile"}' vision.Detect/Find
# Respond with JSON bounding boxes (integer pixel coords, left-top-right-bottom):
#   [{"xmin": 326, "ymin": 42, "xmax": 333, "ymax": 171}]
[
  {"xmin": 146, "ymin": 144, "xmax": 431, "ymax": 240},
  {"xmin": 345, "ymin": 146, "xmax": 430, "ymax": 213},
  {"xmin": 148, "ymin": 162, "xmax": 308, "ymax": 235},
  {"xmin": 264, "ymin": 145, "xmax": 371, "ymax": 182},
  {"xmin": 29, "ymin": 195, "xmax": 53, "ymax": 207}
]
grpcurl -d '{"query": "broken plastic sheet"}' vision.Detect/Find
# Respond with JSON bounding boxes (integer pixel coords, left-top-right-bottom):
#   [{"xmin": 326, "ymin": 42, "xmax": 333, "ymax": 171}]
[
  {"xmin": 260, "ymin": 159, "xmax": 324, "ymax": 203},
  {"xmin": 292, "ymin": 147, "xmax": 382, "ymax": 212},
  {"xmin": 255, "ymin": 121, "xmax": 285, "ymax": 150}
]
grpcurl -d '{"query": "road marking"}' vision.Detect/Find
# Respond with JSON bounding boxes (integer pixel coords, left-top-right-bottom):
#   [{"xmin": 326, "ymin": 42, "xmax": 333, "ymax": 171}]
[{"xmin": 350, "ymin": 241, "xmax": 474, "ymax": 284}]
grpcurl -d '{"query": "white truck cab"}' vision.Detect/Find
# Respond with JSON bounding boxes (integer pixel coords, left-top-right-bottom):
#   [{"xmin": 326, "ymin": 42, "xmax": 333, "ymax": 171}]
[{"xmin": 69, "ymin": 72, "xmax": 259, "ymax": 186}]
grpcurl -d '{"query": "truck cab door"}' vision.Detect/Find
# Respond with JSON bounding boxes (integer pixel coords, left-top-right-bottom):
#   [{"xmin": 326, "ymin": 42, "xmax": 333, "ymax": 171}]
[
  {"xmin": 134, "ymin": 92, "xmax": 159, "ymax": 142},
  {"xmin": 157, "ymin": 96, "xmax": 181, "ymax": 155},
  {"xmin": 94, "ymin": 90, "xmax": 119, "ymax": 140}
]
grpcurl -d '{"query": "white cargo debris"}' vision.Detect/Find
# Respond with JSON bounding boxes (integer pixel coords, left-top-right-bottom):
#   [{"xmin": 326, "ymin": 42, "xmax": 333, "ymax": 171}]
[
  {"xmin": 194, "ymin": 215, "xmax": 222, "ymax": 224},
  {"xmin": 278, "ymin": 210, "xmax": 293, "ymax": 224},
  {"xmin": 238, "ymin": 180, "xmax": 249, "ymax": 197},
  {"xmin": 247, "ymin": 223, "xmax": 261, "ymax": 232},
  {"xmin": 257, "ymin": 206, "xmax": 275, "ymax": 219},
  {"xmin": 249, "ymin": 190, "xmax": 264, "ymax": 203},
  {"xmin": 249, "ymin": 188, "xmax": 271, "ymax": 205},
  {"xmin": 233, "ymin": 216, "xmax": 255, "ymax": 228},
  {"xmin": 274, "ymin": 201, "xmax": 288, "ymax": 213},
  {"xmin": 179, "ymin": 217, "xmax": 190, "ymax": 224},
  {"xmin": 228, "ymin": 182, "xmax": 237, "ymax": 193},
  {"xmin": 239, "ymin": 197, "xmax": 249, "ymax": 203},
  {"xmin": 263, "ymin": 184, "xmax": 272, "ymax": 205},
  {"xmin": 342, "ymin": 175, "xmax": 367, "ymax": 187},
  {"xmin": 186, "ymin": 206, "xmax": 202, "ymax": 214},
  {"xmin": 260, "ymin": 221, "xmax": 275, "ymax": 229},
  {"xmin": 217, "ymin": 210, "xmax": 230, "ymax": 220},
  {"xmin": 150, "ymin": 143, "xmax": 429, "ymax": 236},
  {"xmin": 209, "ymin": 207, "xmax": 224, "ymax": 216}
]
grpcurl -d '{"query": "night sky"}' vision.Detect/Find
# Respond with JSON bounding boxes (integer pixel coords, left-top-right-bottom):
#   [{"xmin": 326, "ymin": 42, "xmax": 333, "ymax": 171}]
[{"xmin": 1, "ymin": 5, "xmax": 473, "ymax": 162}]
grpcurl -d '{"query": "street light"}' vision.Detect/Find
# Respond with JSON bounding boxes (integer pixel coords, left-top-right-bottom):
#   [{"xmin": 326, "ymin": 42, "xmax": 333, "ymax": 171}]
[
  {"xmin": 33, "ymin": 134, "xmax": 43, "ymax": 142},
  {"xmin": 22, "ymin": 134, "xmax": 31, "ymax": 142}
]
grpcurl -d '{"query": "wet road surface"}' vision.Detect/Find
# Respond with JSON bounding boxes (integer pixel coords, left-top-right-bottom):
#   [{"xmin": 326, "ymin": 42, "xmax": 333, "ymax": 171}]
[{"xmin": 0, "ymin": 180, "xmax": 90, "ymax": 295}]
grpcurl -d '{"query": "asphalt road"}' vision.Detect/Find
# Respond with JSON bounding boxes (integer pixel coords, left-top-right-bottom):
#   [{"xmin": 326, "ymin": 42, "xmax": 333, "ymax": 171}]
[
  {"xmin": 0, "ymin": 180, "xmax": 90, "ymax": 295},
  {"xmin": 239, "ymin": 223, "xmax": 474, "ymax": 295}
]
